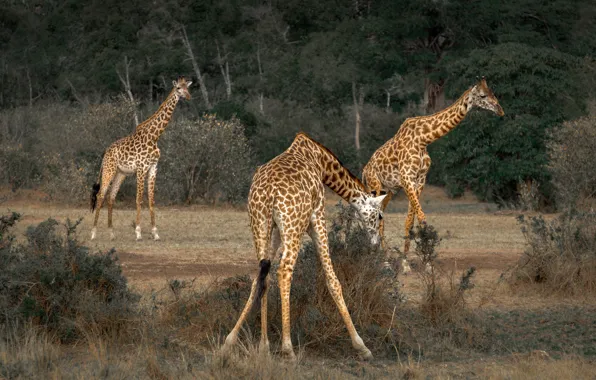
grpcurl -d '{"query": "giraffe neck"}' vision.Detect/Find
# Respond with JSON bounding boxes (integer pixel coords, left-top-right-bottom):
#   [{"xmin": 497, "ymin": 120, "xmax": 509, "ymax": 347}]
[
  {"xmin": 290, "ymin": 133, "xmax": 368, "ymax": 203},
  {"xmin": 418, "ymin": 88, "xmax": 472, "ymax": 145},
  {"xmin": 135, "ymin": 89, "xmax": 180, "ymax": 142}
]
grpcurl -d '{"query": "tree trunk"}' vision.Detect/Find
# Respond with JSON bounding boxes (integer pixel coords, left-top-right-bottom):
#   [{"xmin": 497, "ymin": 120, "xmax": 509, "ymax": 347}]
[
  {"xmin": 181, "ymin": 25, "xmax": 211, "ymax": 109},
  {"xmin": 385, "ymin": 89, "xmax": 391, "ymax": 113},
  {"xmin": 26, "ymin": 67, "xmax": 33, "ymax": 108},
  {"xmin": 257, "ymin": 43, "xmax": 264, "ymax": 115},
  {"xmin": 116, "ymin": 55, "xmax": 140, "ymax": 126},
  {"xmin": 216, "ymin": 40, "xmax": 232, "ymax": 99},
  {"xmin": 352, "ymin": 81, "xmax": 363, "ymax": 151}
]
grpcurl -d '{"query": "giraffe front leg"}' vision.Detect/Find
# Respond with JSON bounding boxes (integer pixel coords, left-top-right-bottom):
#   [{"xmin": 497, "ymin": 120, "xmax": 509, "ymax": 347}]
[
  {"xmin": 135, "ymin": 170, "xmax": 147, "ymax": 241},
  {"xmin": 147, "ymin": 164, "xmax": 160, "ymax": 240},
  {"xmin": 309, "ymin": 211, "xmax": 373, "ymax": 360}
]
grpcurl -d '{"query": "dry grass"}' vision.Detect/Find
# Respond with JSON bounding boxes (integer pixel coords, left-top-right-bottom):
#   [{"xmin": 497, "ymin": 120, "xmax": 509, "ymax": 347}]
[{"xmin": 2, "ymin": 189, "xmax": 596, "ymax": 378}]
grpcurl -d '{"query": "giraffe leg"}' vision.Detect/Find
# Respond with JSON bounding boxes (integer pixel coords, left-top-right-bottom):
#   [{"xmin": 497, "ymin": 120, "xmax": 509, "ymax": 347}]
[
  {"xmin": 147, "ymin": 164, "xmax": 160, "ymax": 240},
  {"xmin": 107, "ymin": 172, "xmax": 126, "ymax": 241},
  {"xmin": 222, "ymin": 218, "xmax": 274, "ymax": 354},
  {"xmin": 379, "ymin": 190, "xmax": 393, "ymax": 250},
  {"xmin": 277, "ymin": 234, "xmax": 301, "ymax": 360},
  {"xmin": 91, "ymin": 165, "xmax": 116, "ymax": 240},
  {"xmin": 135, "ymin": 170, "xmax": 148, "ymax": 241},
  {"xmin": 308, "ymin": 208, "xmax": 373, "ymax": 360},
  {"xmin": 260, "ymin": 227, "xmax": 281, "ymax": 353},
  {"xmin": 402, "ymin": 180, "xmax": 425, "ymax": 274}
]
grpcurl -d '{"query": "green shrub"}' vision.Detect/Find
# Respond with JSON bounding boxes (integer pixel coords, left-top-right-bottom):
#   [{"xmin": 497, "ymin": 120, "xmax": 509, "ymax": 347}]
[
  {"xmin": 158, "ymin": 114, "xmax": 254, "ymax": 204},
  {"xmin": 548, "ymin": 114, "xmax": 596, "ymax": 210},
  {"xmin": 0, "ymin": 213, "xmax": 139, "ymax": 342}
]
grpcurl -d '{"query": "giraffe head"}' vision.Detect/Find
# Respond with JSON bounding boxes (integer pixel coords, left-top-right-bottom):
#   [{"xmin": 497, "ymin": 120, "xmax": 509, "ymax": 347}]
[
  {"xmin": 351, "ymin": 191, "xmax": 387, "ymax": 246},
  {"xmin": 468, "ymin": 77, "xmax": 504, "ymax": 117},
  {"xmin": 172, "ymin": 77, "xmax": 193, "ymax": 100}
]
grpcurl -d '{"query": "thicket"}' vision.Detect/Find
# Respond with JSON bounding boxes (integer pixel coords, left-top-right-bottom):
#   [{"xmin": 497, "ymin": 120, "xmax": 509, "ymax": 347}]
[{"xmin": 0, "ymin": 213, "xmax": 139, "ymax": 342}]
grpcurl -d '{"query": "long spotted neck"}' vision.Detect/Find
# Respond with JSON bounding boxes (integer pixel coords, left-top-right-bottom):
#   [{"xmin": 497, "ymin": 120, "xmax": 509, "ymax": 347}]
[
  {"xmin": 291, "ymin": 133, "xmax": 368, "ymax": 203},
  {"xmin": 418, "ymin": 88, "xmax": 472, "ymax": 145},
  {"xmin": 135, "ymin": 89, "xmax": 180, "ymax": 142}
]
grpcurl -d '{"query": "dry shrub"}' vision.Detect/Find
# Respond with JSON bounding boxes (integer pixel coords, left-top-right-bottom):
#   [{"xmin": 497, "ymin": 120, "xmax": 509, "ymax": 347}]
[
  {"xmin": 508, "ymin": 212, "xmax": 596, "ymax": 295},
  {"xmin": 548, "ymin": 114, "xmax": 596, "ymax": 210},
  {"xmin": 412, "ymin": 225, "xmax": 476, "ymax": 327}
]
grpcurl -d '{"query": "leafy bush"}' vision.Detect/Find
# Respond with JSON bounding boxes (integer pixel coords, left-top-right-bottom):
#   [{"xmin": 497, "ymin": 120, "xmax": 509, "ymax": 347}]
[
  {"xmin": 158, "ymin": 114, "xmax": 254, "ymax": 204},
  {"xmin": 508, "ymin": 212, "xmax": 596, "ymax": 295},
  {"xmin": 0, "ymin": 213, "xmax": 139, "ymax": 341},
  {"xmin": 548, "ymin": 114, "xmax": 596, "ymax": 210}
]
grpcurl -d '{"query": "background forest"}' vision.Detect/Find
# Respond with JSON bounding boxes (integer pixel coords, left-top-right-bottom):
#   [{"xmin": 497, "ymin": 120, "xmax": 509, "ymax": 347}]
[{"xmin": 0, "ymin": 0, "xmax": 595, "ymax": 206}]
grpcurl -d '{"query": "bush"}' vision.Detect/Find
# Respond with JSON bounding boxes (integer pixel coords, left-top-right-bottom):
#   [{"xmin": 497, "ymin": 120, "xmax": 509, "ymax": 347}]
[
  {"xmin": 0, "ymin": 213, "xmax": 139, "ymax": 342},
  {"xmin": 548, "ymin": 114, "xmax": 596, "ymax": 210},
  {"xmin": 158, "ymin": 114, "xmax": 254, "ymax": 204},
  {"xmin": 508, "ymin": 212, "xmax": 596, "ymax": 295},
  {"xmin": 0, "ymin": 100, "xmax": 137, "ymax": 203}
]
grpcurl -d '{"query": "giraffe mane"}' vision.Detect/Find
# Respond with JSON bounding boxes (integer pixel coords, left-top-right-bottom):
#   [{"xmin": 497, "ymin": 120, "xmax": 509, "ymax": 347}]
[{"xmin": 294, "ymin": 132, "xmax": 367, "ymax": 191}]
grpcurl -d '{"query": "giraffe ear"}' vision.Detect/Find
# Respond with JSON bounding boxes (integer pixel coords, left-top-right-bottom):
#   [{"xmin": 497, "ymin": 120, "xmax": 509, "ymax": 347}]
[
  {"xmin": 172, "ymin": 80, "xmax": 177, "ymax": 87},
  {"xmin": 372, "ymin": 194, "xmax": 387, "ymax": 205},
  {"xmin": 186, "ymin": 80, "xmax": 193, "ymax": 87}
]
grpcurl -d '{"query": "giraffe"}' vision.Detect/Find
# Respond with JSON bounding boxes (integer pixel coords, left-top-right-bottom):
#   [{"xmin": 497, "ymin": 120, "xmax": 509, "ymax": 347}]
[
  {"xmin": 221, "ymin": 132, "xmax": 386, "ymax": 360},
  {"xmin": 90, "ymin": 77, "xmax": 192, "ymax": 241},
  {"xmin": 362, "ymin": 77, "xmax": 504, "ymax": 273}
]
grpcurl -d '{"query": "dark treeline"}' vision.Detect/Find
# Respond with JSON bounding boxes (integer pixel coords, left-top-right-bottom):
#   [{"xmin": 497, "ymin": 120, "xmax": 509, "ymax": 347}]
[{"xmin": 1, "ymin": 0, "xmax": 595, "ymax": 204}]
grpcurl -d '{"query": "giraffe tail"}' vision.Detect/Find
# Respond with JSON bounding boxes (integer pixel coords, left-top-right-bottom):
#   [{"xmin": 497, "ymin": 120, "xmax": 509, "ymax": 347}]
[
  {"xmin": 90, "ymin": 183, "xmax": 101, "ymax": 212},
  {"xmin": 251, "ymin": 258, "xmax": 271, "ymax": 313}
]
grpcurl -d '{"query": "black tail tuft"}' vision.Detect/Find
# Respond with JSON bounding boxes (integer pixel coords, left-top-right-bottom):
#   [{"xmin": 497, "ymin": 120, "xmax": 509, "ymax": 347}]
[
  {"xmin": 251, "ymin": 259, "xmax": 272, "ymax": 313},
  {"xmin": 90, "ymin": 183, "xmax": 100, "ymax": 211}
]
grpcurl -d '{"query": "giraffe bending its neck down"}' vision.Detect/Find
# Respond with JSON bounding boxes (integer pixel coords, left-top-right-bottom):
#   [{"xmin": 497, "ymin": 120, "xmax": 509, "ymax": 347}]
[
  {"xmin": 90, "ymin": 77, "xmax": 192, "ymax": 241},
  {"xmin": 222, "ymin": 132, "xmax": 386, "ymax": 360},
  {"xmin": 363, "ymin": 77, "xmax": 504, "ymax": 273}
]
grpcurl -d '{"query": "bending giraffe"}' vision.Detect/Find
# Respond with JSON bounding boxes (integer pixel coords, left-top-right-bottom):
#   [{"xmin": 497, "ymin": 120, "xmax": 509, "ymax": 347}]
[
  {"xmin": 90, "ymin": 77, "xmax": 192, "ymax": 241},
  {"xmin": 222, "ymin": 133, "xmax": 386, "ymax": 360},
  {"xmin": 363, "ymin": 77, "xmax": 504, "ymax": 273}
]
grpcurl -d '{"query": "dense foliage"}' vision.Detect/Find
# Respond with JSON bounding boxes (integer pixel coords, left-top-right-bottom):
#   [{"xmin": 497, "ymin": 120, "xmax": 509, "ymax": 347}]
[{"xmin": 1, "ymin": 0, "xmax": 594, "ymax": 203}]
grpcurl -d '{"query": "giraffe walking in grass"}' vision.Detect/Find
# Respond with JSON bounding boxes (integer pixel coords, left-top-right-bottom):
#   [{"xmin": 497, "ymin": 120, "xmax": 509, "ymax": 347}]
[
  {"xmin": 363, "ymin": 77, "xmax": 504, "ymax": 273},
  {"xmin": 90, "ymin": 77, "xmax": 192, "ymax": 241},
  {"xmin": 222, "ymin": 132, "xmax": 386, "ymax": 360}
]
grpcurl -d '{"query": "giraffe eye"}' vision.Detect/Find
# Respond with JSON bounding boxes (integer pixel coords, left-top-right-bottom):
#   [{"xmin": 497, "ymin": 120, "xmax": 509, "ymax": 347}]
[
  {"xmin": 379, "ymin": 213, "xmax": 383, "ymax": 220},
  {"xmin": 480, "ymin": 94, "xmax": 487, "ymax": 98}
]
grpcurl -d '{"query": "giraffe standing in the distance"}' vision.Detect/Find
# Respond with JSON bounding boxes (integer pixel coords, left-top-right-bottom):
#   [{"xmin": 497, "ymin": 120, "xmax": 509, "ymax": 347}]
[
  {"xmin": 222, "ymin": 133, "xmax": 386, "ymax": 360},
  {"xmin": 90, "ymin": 77, "xmax": 192, "ymax": 241},
  {"xmin": 363, "ymin": 77, "xmax": 504, "ymax": 273}
]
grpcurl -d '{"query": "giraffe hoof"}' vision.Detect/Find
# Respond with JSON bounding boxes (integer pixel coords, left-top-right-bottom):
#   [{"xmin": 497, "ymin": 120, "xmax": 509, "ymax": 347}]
[
  {"xmin": 358, "ymin": 348, "xmax": 373, "ymax": 361},
  {"xmin": 135, "ymin": 226, "xmax": 142, "ymax": 241},
  {"xmin": 281, "ymin": 348, "xmax": 297, "ymax": 362},
  {"xmin": 151, "ymin": 228, "xmax": 160, "ymax": 241},
  {"xmin": 90, "ymin": 228, "xmax": 97, "ymax": 240}
]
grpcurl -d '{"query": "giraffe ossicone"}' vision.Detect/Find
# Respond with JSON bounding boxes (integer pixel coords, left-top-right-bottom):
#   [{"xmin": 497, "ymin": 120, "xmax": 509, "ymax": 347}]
[
  {"xmin": 363, "ymin": 77, "xmax": 504, "ymax": 273},
  {"xmin": 222, "ymin": 132, "xmax": 383, "ymax": 360},
  {"xmin": 90, "ymin": 77, "xmax": 192, "ymax": 241}
]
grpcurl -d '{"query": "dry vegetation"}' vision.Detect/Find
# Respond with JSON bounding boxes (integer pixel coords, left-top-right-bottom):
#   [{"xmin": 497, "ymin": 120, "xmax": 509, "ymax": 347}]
[{"xmin": 2, "ymin": 189, "xmax": 596, "ymax": 379}]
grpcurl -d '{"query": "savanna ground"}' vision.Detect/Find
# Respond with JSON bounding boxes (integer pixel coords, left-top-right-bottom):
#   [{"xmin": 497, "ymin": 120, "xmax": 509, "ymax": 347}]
[{"xmin": 2, "ymin": 186, "xmax": 596, "ymax": 379}]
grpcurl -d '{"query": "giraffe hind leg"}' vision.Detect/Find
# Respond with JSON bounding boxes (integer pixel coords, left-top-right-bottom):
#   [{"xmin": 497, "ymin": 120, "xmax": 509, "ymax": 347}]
[
  {"xmin": 91, "ymin": 165, "xmax": 117, "ymax": 240},
  {"xmin": 107, "ymin": 172, "xmax": 126, "ymax": 241}
]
